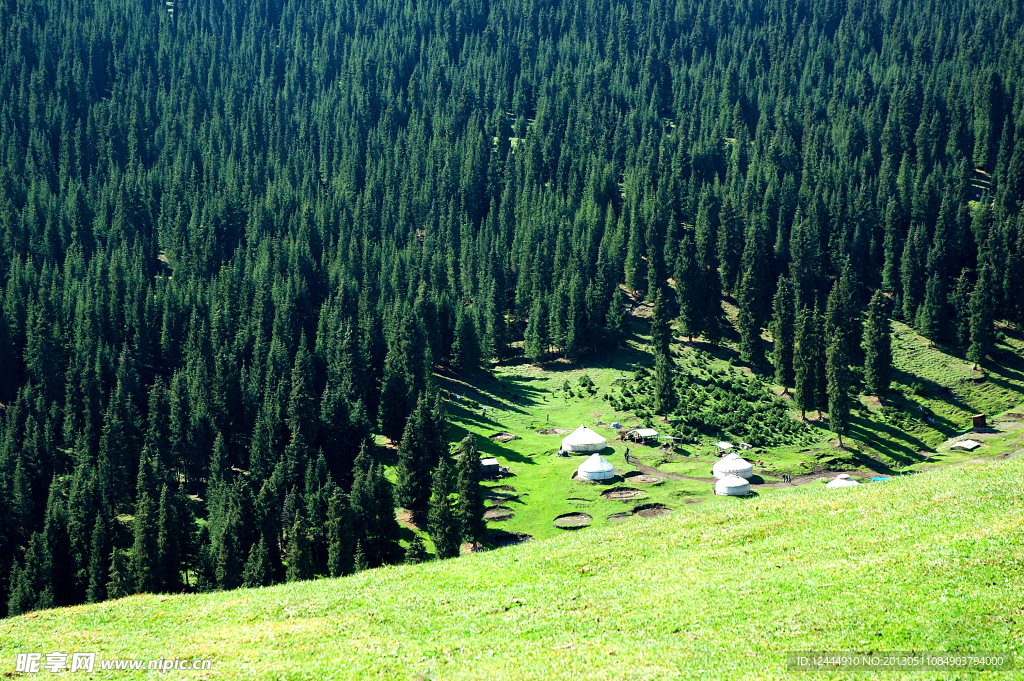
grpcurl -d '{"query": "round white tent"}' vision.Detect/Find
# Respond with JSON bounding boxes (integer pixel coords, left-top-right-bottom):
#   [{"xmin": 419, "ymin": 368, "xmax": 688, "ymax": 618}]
[
  {"xmin": 561, "ymin": 424, "xmax": 607, "ymax": 453},
  {"xmin": 715, "ymin": 474, "xmax": 750, "ymax": 496},
  {"xmin": 576, "ymin": 453, "xmax": 615, "ymax": 481},
  {"xmin": 712, "ymin": 452, "xmax": 754, "ymax": 479},
  {"xmin": 825, "ymin": 473, "xmax": 860, "ymax": 489}
]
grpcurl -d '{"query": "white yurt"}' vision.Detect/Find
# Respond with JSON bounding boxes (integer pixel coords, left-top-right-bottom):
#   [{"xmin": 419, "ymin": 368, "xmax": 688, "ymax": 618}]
[
  {"xmin": 576, "ymin": 453, "xmax": 615, "ymax": 481},
  {"xmin": 715, "ymin": 474, "xmax": 750, "ymax": 496},
  {"xmin": 712, "ymin": 452, "xmax": 754, "ymax": 479},
  {"xmin": 561, "ymin": 424, "xmax": 607, "ymax": 453},
  {"xmin": 825, "ymin": 473, "xmax": 860, "ymax": 488}
]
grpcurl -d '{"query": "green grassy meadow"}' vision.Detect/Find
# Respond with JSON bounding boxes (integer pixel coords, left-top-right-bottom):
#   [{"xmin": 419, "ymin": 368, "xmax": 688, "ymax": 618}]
[
  {"xmin": 395, "ymin": 314, "xmax": 1024, "ymax": 547},
  {"xmin": 3, "ymin": 457, "xmax": 1022, "ymax": 679}
]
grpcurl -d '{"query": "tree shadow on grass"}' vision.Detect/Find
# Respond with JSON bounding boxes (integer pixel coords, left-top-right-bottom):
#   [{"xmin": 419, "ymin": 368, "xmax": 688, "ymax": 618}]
[
  {"xmin": 846, "ymin": 415, "xmax": 926, "ymax": 468},
  {"xmin": 447, "ymin": 422, "xmax": 536, "ymax": 465},
  {"xmin": 397, "ymin": 524, "xmax": 418, "ymax": 546},
  {"xmin": 985, "ymin": 350, "xmax": 1024, "ymax": 398},
  {"xmin": 436, "ymin": 374, "xmax": 536, "ymax": 415},
  {"xmin": 891, "ymin": 369, "xmax": 977, "ymax": 416}
]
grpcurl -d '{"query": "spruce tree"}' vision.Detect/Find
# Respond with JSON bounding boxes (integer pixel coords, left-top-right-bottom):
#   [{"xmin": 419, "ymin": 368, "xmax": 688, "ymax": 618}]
[
  {"xmin": 454, "ymin": 435, "xmax": 486, "ymax": 544},
  {"xmin": 968, "ymin": 262, "xmax": 996, "ymax": 367},
  {"xmin": 326, "ymin": 489, "xmax": 354, "ymax": 577},
  {"xmin": 606, "ymin": 287, "xmax": 629, "ymax": 346},
  {"xmin": 404, "ymin": 536, "xmax": 428, "ymax": 564},
  {"xmin": 695, "ymin": 192, "xmax": 723, "ymax": 343},
  {"xmin": 824, "ymin": 263, "xmax": 859, "ymax": 361},
  {"xmin": 242, "ymin": 534, "xmax": 271, "ymax": 588},
  {"xmin": 7, "ymin": 560, "xmax": 33, "ymax": 616},
  {"xmin": 737, "ymin": 271, "xmax": 765, "ymax": 366},
  {"xmin": 528, "ymin": 296, "xmax": 552, "ymax": 364},
  {"xmin": 862, "ymin": 291, "xmax": 893, "ymax": 395},
  {"xmin": 41, "ymin": 479, "xmax": 74, "ymax": 606},
  {"xmin": 351, "ymin": 441, "xmax": 402, "ymax": 567},
  {"xmin": 286, "ymin": 511, "xmax": 312, "ymax": 582},
  {"xmin": 378, "ymin": 342, "xmax": 411, "ymax": 442},
  {"xmin": 793, "ymin": 307, "xmax": 819, "ymax": 420},
  {"xmin": 395, "ymin": 393, "xmax": 433, "ymax": 517},
  {"xmin": 652, "ymin": 351, "xmax": 676, "ymax": 415},
  {"xmin": 285, "ymin": 336, "xmax": 317, "ymax": 486},
  {"xmin": 451, "ymin": 305, "xmax": 481, "ymax": 373},
  {"xmin": 949, "ymin": 270, "xmax": 973, "ymax": 350},
  {"xmin": 674, "ymin": 228, "xmax": 699, "ymax": 341},
  {"xmin": 737, "ymin": 214, "xmax": 770, "ymax": 364},
  {"xmin": 771, "ymin": 277, "xmax": 796, "ymax": 391},
  {"xmin": 130, "ymin": 491, "xmax": 158, "ymax": 593},
  {"xmin": 156, "ymin": 484, "xmax": 182, "ymax": 592},
  {"xmin": 826, "ymin": 333, "xmax": 853, "ymax": 448},
  {"xmin": 86, "ymin": 513, "xmax": 110, "ymax": 603},
  {"xmin": 649, "ymin": 288, "xmax": 672, "ymax": 357},
  {"xmin": 427, "ymin": 456, "xmax": 460, "ymax": 560},
  {"xmin": 916, "ymin": 269, "xmax": 947, "ymax": 342},
  {"xmin": 353, "ymin": 541, "xmax": 368, "ymax": 572},
  {"xmin": 106, "ymin": 548, "xmax": 135, "ymax": 600},
  {"xmin": 812, "ymin": 304, "xmax": 828, "ymax": 418}
]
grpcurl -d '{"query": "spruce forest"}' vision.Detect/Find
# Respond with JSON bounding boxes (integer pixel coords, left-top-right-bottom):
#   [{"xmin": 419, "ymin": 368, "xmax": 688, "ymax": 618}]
[{"xmin": 2, "ymin": 0, "xmax": 1024, "ymax": 617}]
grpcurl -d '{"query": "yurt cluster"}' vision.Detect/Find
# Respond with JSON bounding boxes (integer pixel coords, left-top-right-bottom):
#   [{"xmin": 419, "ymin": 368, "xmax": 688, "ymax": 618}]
[
  {"xmin": 713, "ymin": 449, "xmax": 754, "ymax": 496},
  {"xmin": 559, "ymin": 424, "xmax": 863, "ymax": 500},
  {"xmin": 563, "ymin": 425, "xmax": 616, "ymax": 481}
]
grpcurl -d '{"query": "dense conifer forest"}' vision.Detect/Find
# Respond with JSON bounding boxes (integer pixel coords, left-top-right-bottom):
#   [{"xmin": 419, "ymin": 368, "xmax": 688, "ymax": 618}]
[{"xmin": 1, "ymin": 0, "xmax": 1023, "ymax": 616}]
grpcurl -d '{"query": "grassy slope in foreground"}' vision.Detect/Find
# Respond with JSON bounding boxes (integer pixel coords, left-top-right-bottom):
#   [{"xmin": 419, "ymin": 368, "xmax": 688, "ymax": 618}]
[{"xmin": 3, "ymin": 460, "xmax": 1023, "ymax": 680}]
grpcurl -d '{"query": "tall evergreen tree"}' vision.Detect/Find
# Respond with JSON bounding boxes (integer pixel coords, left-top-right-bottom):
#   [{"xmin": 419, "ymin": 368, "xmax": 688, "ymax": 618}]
[
  {"xmin": 862, "ymin": 291, "xmax": 894, "ymax": 395},
  {"xmin": 652, "ymin": 351, "xmax": 676, "ymax": 415},
  {"xmin": 649, "ymin": 288, "xmax": 672, "ymax": 357},
  {"xmin": 771, "ymin": 277, "xmax": 797, "ymax": 392},
  {"xmin": 325, "ymin": 489, "xmax": 354, "ymax": 578},
  {"xmin": 454, "ymin": 435, "xmax": 486, "ymax": 544},
  {"xmin": 242, "ymin": 534, "xmax": 272, "ymax": 588},
  {"xmin": 286, "ymin": 511, "xmax": 313, "ymax": 583},
  {"xmin": 427, "ymin": 456, "xmax": 460, "ymax": 560},
  {"xmin": 451, "ymin": 305, "xmax": 482, "ymax": 373},
  {"xmin": 404, "ymin": 536, "xmax": 428, "ymax": 564},
  {"xmin": 826, "ymin": 333, "xmax": 853, "ymax": 448},
  {"xmin": 968, "ymin": 261, "xmax": 996, "ymax": 367},
  {"xmin": 606, "ymin": 288, "xmax": 630, "ymax": 346},
  {"xmin": 793, "ymin": 307, "xmax": 820, "ymax": 420},
  {"xmin": 156, "ymin": 484, "xmax": 182, "ymax": 592},
  {"xmin": 395, "ymin": 393, "xmax": 435, "ymax": 517},
  {"xmin": 86, "ymin": 513, "xmax": 110, "ymax": 604}
]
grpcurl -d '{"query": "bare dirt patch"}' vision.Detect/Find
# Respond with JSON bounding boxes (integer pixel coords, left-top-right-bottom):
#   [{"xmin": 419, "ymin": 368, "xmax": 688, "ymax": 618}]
[
  {"xmin": 484, "ymin": 506, "xmax": 514, "ymax": 521},
  {"xmin": 553, "ymin": 512, "xmax": 593, "ymax": 529},
  {"xmin": 396, "ymin": 509, "xmax": 419, "ymax": 531},
  {"xmin": 490, "ymin": 431, "xmax": 520, "ymax": 442},
  {"xmin": 490, "ymin": 485, "xmax": 517, "ymax": 492},
  {"xmin": 537, "ymin": 427, "xmax": 569, "ymax": 435},
  {"xmin": 607, "ymin": 512, "xmax": 633, "ymax": 523},
  {"xmin": 626, "ymin": 474, "xmax": 661, "ymax": 484},
  {"xmin": 633, "ymin": 503, "xmax": 672, "ymax": 518},
  {"xmin": 601, "ymin": 487, "xmax": 645, "ymax": 501},
  {"xmin": 460, "ymin": 541, "xmax": 487, "ymax": 555}
]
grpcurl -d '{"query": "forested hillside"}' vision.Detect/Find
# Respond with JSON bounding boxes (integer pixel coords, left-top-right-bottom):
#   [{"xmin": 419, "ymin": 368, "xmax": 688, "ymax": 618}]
[{"xmin": 1, "ymin": 0, "xmax": 1023, "ymax": 617}]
